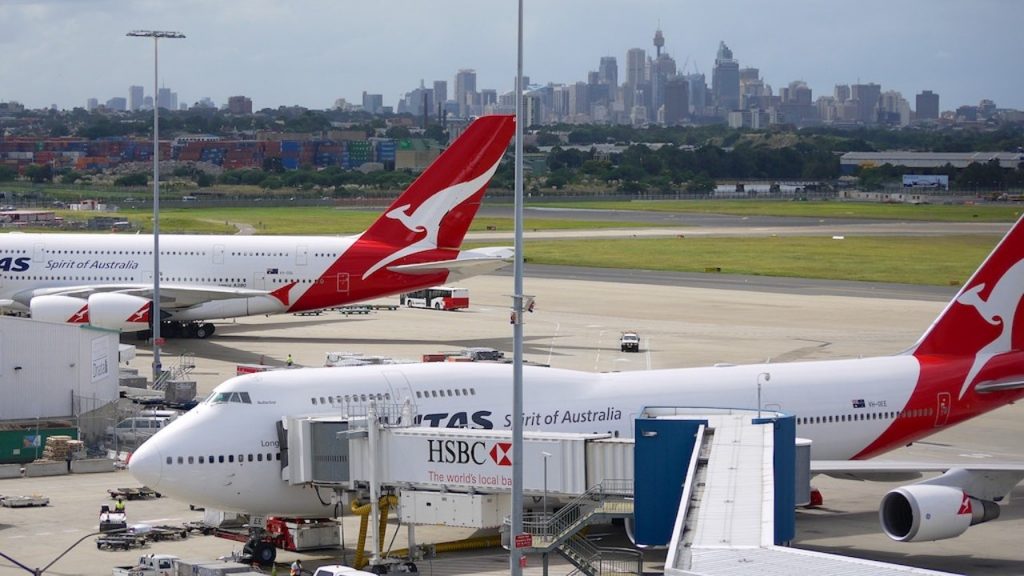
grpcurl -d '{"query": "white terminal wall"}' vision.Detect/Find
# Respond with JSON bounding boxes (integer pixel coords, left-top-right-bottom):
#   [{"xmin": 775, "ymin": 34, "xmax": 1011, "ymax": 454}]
[{"xmin": 0, "ymin": 316, "xmax": 120, "ymax": 420}]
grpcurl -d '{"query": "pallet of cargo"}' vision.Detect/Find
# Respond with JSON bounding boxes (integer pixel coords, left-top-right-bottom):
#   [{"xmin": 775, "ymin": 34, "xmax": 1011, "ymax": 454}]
[
  {"xmin": 140, "ymin": 525, "xmax": 189, "ymax": 541},
  {"xmin": 1, "ymin": 495, "xmax": 50, "ymax": 508},
  {"xmin": 108, "ymin": 486, "xmax": 161, "ymax": 500},
  {"xmin": 95, "ymin": 533, "xmax": 147, "ymax": 551}
]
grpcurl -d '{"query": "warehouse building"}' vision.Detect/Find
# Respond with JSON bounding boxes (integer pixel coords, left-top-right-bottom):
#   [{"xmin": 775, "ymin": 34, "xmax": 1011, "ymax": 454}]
[
  {"xmin": 0, "ymin": 317, "xmax": 120, "ymax": 463},
  {"xmin": 840, "ymin": 151, "xmax": 1023, "ymax": 173}
]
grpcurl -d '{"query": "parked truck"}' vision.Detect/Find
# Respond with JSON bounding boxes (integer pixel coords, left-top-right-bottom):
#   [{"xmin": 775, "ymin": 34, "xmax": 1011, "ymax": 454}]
[{"xmin": 111, "ymin": 554, "xmax": 177, "ymax": 576}]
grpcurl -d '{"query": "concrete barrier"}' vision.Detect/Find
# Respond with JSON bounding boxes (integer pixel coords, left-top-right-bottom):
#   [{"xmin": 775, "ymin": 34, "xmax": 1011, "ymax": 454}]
[
  {"xmin": 71, "ymin": 458, "xmax": 115, "ymax": 474},
  {"xmin": 0, "ymin": 463, "xmax": 22, "ymax": 479},
  {"xmin": 23, "ymin": 461, "xmax": 68, "ymax": 477}
]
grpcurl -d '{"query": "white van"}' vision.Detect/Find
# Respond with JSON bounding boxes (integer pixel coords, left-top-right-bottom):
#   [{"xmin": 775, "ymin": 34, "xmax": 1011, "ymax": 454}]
[{"xmin": 106, "ymin": 416, "xmax": 173, "ymax": 444}]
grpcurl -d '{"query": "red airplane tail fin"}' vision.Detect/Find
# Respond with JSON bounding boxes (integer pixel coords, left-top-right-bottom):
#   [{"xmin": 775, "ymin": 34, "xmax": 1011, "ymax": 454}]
[
  {"xmin": 912, "ymin": 217, "xmax": 1024, "ymax": 357},
  {"xmin": 910, "ymin": 216, "xmax": 1024, "ymax": 398},
  {"xmin": 360, "ymin": 115, "xmax": 515, "ymax": 251}
]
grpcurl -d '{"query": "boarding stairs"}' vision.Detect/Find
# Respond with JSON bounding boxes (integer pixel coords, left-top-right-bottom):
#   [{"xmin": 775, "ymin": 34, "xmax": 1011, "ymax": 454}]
[
  {"xmin": 152, "ymin": 353, "xmax": 196, "ymax": 391},
  {"xmin": 516, "ymin": 480, "xmax": 642, "ymax": 576}
]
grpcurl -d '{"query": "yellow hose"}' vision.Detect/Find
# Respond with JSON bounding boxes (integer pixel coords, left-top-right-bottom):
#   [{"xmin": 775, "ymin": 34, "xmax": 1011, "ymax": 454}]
[{"xmin": 350, "ymin": 495, "xmax": 399, "ymax": 569}]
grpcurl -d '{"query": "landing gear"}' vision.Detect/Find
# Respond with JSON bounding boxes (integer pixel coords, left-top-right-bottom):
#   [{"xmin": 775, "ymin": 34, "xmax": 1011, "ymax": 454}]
[
  {"xmin": 135, "ymin": 321, "xmax": 216, "ymax": 340},
  {"xmin": 242, "ymin": 537, "xmax": 277, "ymax": 566}
]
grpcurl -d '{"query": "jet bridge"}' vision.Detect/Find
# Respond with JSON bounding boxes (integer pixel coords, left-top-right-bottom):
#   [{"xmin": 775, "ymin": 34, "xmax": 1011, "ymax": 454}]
[{"xmin": 281, "ymin": 406, "xmax": 957, "ymax": 576}]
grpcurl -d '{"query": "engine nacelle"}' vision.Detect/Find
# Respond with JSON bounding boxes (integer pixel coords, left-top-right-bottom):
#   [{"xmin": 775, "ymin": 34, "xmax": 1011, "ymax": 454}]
[
  {"xmin": 29, "ymin": 295, "xmax": 91, "ymax": 324},
  {"xmin": 880, "ymin": 484, "xmax": 1000, "ymax": 542},
  {"xmin": 87, "ymin": 293, "xmax": 152, "ymax": 332}
]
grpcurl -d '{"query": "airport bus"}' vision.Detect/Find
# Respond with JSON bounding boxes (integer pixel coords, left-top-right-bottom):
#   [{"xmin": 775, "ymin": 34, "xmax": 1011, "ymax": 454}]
[{"xmin": 399, "ymin": 286, "xmax": 469, "ymax": 311}]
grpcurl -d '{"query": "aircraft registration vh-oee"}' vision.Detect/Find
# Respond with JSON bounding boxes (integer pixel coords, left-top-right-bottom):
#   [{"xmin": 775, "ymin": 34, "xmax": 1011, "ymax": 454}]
[
  {"xmin": 0, "ymin": 115, "xmax": 516, "ymax": 338},
  {"xmin": 131, "ymin": 215, "xmax": 1024, "ymax": 548}
]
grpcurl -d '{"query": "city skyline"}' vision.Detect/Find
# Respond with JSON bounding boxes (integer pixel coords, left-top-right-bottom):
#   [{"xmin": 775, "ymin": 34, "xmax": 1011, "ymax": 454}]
[{"xmin": 2, "ymin": 0, "xmax": 1022, "ymax": 113}]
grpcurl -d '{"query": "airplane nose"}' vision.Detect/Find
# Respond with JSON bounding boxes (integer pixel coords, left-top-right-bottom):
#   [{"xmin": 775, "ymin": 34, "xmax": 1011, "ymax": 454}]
[{"xmin": 128, "ymin": 438, "xmax": 163, "ymax": 489}]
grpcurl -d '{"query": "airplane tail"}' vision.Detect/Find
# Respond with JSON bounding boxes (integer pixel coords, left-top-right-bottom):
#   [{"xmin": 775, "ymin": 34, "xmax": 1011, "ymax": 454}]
[
  {"xmin": 911, "ymin": 216, "xmax": 1024, "ymax": 357},
  {"xmin": 909, "ymin": 215, "xmax": 1024, "ymax": 398},
  {"xmin": 360, "ymin": 115, "xmax": 515, "ymax": 252}
]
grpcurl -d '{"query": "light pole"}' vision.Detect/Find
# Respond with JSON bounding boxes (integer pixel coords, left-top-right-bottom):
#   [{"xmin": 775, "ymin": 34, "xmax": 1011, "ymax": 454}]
[
  {"xmin": 127, "ymin": 30, "xmax": 185, "ymax": 382},
  {"xmin": 541, "ymin": 451, "xmax": 551, "ymax": 520}
]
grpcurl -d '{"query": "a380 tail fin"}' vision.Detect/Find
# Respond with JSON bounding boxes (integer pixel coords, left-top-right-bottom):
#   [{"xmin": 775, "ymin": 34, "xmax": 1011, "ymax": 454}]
[
  {"xmin": 361, "ymin": 115, "xmax": 515, "ymax": 253},
  {"xmin": 910, "ymin": 216, "xmax": 1024, "ymax": 397}
]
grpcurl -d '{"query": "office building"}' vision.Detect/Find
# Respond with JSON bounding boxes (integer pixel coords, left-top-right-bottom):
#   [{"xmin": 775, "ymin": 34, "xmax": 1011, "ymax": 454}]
[
  {"xmin": 454, "ymin": 69, "xmax": 477, "ymax": 118},
  {"xmin": 86, "ymin": 98, "xmax": 98, "ymax": 111},
  {"xmin": 712, "ymin": 41, "xmax": 740, "ymax": 112},
  {"xmin": 686, "ymin": 73, "xmax": 707, "ymax": 116},
  {"xmin": 916, "ymin": 90, "xmax": 939, "ymax": 120},
  {"xmin": 227, "ymin": 95, "xmax": 253, "ymax": 115},
  {"xmin": 433, "ymin": 81, "xmax": 448, "ymax": 112},
  {"xmin": 129, "ymin": 85, "xmax": 144, "ymax": 111},
  {"xmin": 361, "ymin": 92, "xmax": 383, "ymax": 115},
  {"xmin": 105, "ymin": 97, "xmax": 127, "ymax": 112},
  {"xmin": 663, "ymin": 76, "xmax": 689, "ymax": 125},
  {"xmin": 850, "ymin": 82, "xmax": 881, "ymax": 123}
]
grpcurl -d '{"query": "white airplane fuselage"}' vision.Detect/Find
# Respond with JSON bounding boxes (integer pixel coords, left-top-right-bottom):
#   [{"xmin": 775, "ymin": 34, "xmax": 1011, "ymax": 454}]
[
  {"xmin": 0, "ymin": 231, "xmax": 439, "ymax": 319},
  {"xmin": 130, "ymin": 357, "xmax": 931, "ymax": 517}
]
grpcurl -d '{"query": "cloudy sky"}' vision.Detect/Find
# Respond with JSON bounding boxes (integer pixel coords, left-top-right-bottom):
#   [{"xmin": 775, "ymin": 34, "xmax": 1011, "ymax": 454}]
[{"xmin": 2, "ymin": 0, "xmax": 1021, "ymax": 112}]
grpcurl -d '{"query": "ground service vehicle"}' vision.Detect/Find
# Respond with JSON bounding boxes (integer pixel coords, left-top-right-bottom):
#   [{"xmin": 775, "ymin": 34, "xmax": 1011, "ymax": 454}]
[
  {"xmin": 400, "ymin": 286, "xmax": 469, "ymax": 310},
  {"xmin": 620, "ymin": 331, "xmax": 640, "ymax": 352},
  {"xmin": 111, "ymin": 554, "xmax": 177, "ymax": 576}
]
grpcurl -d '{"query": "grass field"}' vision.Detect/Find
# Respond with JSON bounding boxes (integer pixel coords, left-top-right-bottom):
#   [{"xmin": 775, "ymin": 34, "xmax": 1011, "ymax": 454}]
[
  {"xmin": 531, "ymin": 200, "xmax": 1024, "ymax": 223},
  {"xmin": 510, "ymin": 234, "xmax": 997, "ymax": 286},
  {"xmin": 73, "ymin": 207, "xmax": 657, "ymax": 235},
  {"xmin": 37, "ymin": 204, "xmax": 1003, "ymax": 285}
]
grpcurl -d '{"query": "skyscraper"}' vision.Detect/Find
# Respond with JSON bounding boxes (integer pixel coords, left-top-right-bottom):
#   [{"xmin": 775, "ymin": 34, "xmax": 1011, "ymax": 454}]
[
  {"xmin": 712, "ymin": 41, "xmax": 740, "ymax": 112},
  {"xmin": 916, "ymin": 90, "xmax": 939, "ymax": 120},
  {"xmin": 685, "ymin": 73, "xmax": 707, "ymax": 116},
  {"xmin": 433, "ymin": 81, "xmax": 448, "ymax": 111},
  {"xmin": 598, "ymin": 57, "xmax": 618, "ymax": 87},
  {"xmin": 129, "ymin": 85, "xmax": 144, "ymax": 112},
  {"xmin": 851, "ymin": 83, "xmax": 881, "ymax": 124},
  {"xmin": 663, "ymin": 77, "xmax": 689, "ymax": 125},
  {"xmin": 227, "ymin": 95, "xmax": 253, "ymax": 115},
  {"xmin": 454, "ymin": 69, "xmax": 477, "ymax": 118}
]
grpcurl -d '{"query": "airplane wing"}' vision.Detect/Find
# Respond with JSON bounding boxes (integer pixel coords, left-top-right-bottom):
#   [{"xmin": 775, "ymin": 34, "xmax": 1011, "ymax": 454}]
[
  {"xmin": 813, "ymin": 460, "xmax": 1024, "ymax": 500},
  {"xmin": 22, "ymin": 283, "xmax": 272, "ymax": 309},
  {"xmin": 388, "ymin": 246, "xmax": 514, "ymax": 282}
]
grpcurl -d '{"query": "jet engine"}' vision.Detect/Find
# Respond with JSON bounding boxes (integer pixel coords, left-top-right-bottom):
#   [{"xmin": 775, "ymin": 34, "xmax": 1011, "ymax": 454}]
[
  {"xmin": 87, "ymin": 293, "xmax": 152, "ymax": 332},
  {"xmin": 879, "ymin": 484, "xmax": 1000, "ymax": 542},
  {"xmin": 29, "ymin": 295, "xmax": 90, "ymax": 324}
]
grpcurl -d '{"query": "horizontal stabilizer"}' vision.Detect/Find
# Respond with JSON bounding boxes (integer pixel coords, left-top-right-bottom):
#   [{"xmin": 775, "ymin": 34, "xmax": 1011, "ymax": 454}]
[
  {"xmin": 388, "ymin": 246, "xmax": 514, "ymax": 282},
  {"xmin": 974, "ymin": 378, "xmax": 1024, "ymax": 393}
]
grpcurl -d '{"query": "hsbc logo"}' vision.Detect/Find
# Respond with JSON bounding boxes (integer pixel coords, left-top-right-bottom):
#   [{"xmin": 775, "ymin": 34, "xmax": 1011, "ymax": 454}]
[
  {"xmin": 426, "ymin": 439, "xmax": 512, "ymax": 466},
  {"xmin": 489, "ymin": 442, "xmax": 511, "ymax": 466}
]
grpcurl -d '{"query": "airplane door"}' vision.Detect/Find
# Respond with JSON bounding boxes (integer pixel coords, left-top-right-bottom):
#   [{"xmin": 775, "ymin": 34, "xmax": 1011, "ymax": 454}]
[
  {"xmin": 935, "ymin": 392, "xmax": 951, "ymax": 427},
  {"xmin": 296, "ymin": 245, "xmax": 308, "ymax": 266},
  {"xmin": 381, "ymin": 371, "xmax": 414, "ymax": 423},
  {"xmin": 336, "ymin": 273, "xmax": 350, "ymax": 294},
  {"xmin": 213, "ymin": 244, "xmax": 225, "ymax": 265},
  {"xmin": 33, "ymin": 243, "xmax": 45, "ymax": 263},
  {"xmin": 253, "ymin": 274, "xmax": 266, "ymax": 290}
]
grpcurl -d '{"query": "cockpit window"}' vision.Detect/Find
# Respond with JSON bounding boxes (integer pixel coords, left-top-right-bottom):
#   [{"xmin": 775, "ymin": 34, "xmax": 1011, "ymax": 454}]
[{"xmin": 207, "ymin": 391, "xmax": 253, "ymax": 405}]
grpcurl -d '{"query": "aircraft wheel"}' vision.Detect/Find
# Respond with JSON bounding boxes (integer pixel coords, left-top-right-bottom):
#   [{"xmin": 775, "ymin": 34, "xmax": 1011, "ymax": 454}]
[
  {"xmin": 252, "ymin": 541, "xmax": 276, "ymax": 565},
  {"xmin": 202, "ymin": 323, "xmax": 215, "ymax": 337},
  {"xmin": 194, "ymin": 324, "xmax": 209, "ymax": 339}
]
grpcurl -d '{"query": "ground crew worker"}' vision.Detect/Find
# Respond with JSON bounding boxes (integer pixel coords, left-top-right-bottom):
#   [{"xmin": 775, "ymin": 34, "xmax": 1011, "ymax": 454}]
[
  {"xmin": 286, "ymin": 354, "xmax": 294, "ymax": 367},
  {"xmin": 114, "ymin": 497, "xmax": 125, "ymax": 512},
  {"xmin": 289, "ymin": 559, "xmax": 302, "ymax": 576}
]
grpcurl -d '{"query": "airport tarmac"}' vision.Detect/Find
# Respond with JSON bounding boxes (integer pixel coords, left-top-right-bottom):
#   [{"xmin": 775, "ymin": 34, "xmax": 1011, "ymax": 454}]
[{"xmin": 3, "ymin": 271, "xmax": 1023, "ymax": 575}]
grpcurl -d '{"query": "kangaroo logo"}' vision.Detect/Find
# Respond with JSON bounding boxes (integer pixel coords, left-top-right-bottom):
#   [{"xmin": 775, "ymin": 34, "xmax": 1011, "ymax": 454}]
[
  {"xmin": 954, "ymin": 257, "xmax": 1024, "ymax": 399},
  {"xmin": 362, "ymin": 156, "xmax": 503, "ymax": 279}
]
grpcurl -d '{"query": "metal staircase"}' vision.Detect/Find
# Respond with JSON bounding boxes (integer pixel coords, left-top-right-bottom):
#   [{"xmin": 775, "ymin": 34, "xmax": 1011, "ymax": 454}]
[
  {"xmin": 512, "ymin": 480, "xmax": 642, "ymax": 576},
  {"xmin": 152, "ymin": 352, "xmax": 195, "ymax": 390}
]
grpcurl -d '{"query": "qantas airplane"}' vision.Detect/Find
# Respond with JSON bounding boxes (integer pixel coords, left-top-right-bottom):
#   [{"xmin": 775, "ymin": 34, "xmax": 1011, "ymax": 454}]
[
  {"xmin": 130, "ymin": 215, "xmax": 1024, "ymax": 547},
  {"xmin": 0, "ymin": 115, "xmax": 516, "ymax": 338}
]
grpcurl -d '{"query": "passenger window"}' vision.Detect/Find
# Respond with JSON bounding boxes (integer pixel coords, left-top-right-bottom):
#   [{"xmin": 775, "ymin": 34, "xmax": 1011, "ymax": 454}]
[
  {"xmin": 199, "ymin": 456, "xmax": 205, "ymax": 464},
  {"xmin": 229, "ymin": 455, "xmax": 235, "ymax": 463},
  {"xmin": 248, "ymin": 454, "xmax": 254, "ymax": 462},
  {"xmin": 257, "ymin": 454, "xmax": 263, "ymax": 462},
  {"xmin": 177, "ymin": 456, "xmax": 183, "ymax": 464},
  {"xmin": 165, "ymin": 457, "xmax": 172, "ymax": 465},
  {"xmin": 219, "ymin": 455, "xmax": 225, "ymax": 463},
  {"xmin": 188, "ymin": 456, "xmax": 194, "ymax": 464}
]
